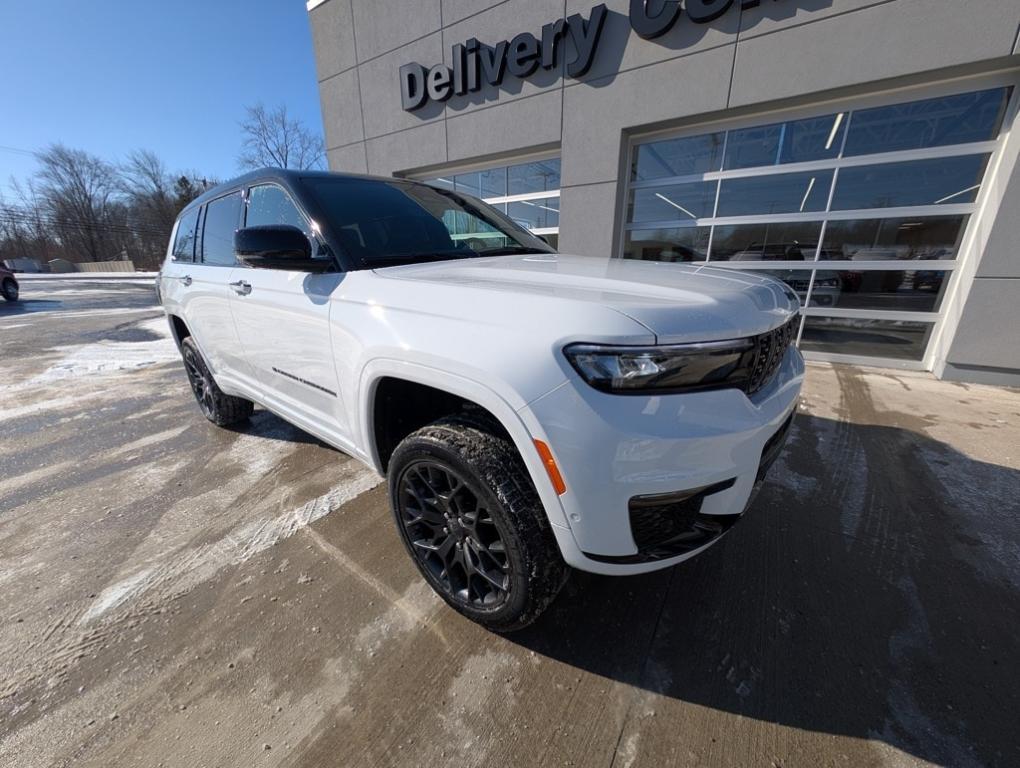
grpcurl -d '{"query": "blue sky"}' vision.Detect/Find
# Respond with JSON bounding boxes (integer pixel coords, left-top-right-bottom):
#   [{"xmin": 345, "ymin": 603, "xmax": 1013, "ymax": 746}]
[{"xmin": 0, "ymin": 0, "xmax": 323, "ymax": 195}]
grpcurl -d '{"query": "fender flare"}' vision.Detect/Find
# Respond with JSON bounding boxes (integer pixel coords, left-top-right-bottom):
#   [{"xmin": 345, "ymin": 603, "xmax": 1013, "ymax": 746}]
[{"xmin": 358, "ymin": 357, "xmax": 570, "ymax": 530}]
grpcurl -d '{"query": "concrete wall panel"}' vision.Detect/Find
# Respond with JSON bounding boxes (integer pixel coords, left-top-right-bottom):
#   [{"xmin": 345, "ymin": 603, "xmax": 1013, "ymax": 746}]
[
  {"xmin": 357, "ymin": 33, "xmax": 447, "ymax": 139},
  {"xmin": 945, "ymin": 278, "xmax": 1020, "ymax": 369},
  {"xmin": 310, "ymin": 0, "xmax": 357, "ymax": 81},
  {"xmin": 558, "ymin": 182, "xmax": 621, "ymax": 258},
  {"xmin": 445, "ymin": 89, "xmax": 562, "ymax": 164},
  {"xmin": 320, "ymin": 69, "xmax": 365, "ymax": 150},
  {"xmin": 327, "ymin": 143, "xmax": 369, "ymax": 174},
  {"xmin": 351, "ymin": 0, "xmax": 442, "ymax": 61},
  {"xmin": 730, "ymin": 0, "xmax": 1020, "ymax": 108},
  {"xmin": 365, "ymin": 122, "xmax": 448, "ymax": 176}
]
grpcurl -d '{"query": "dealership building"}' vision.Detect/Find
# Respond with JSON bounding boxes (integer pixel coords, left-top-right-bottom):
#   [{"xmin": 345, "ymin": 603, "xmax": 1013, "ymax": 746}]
[{"xmin": 307, "ymin": 0, "xmax": 1020, "ymax": 385}]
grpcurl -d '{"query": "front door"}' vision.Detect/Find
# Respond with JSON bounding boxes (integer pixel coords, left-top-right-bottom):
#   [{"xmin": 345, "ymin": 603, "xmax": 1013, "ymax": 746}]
[{"xmin": 228, "ymin": 183, "xmax": 349, "ymax": 445}]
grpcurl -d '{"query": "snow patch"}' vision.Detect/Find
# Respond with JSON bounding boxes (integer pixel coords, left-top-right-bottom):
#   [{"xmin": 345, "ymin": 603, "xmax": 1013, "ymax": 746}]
[{"xmin": 24, "ymin": 316, "xmax": 176, "ymax": 386}]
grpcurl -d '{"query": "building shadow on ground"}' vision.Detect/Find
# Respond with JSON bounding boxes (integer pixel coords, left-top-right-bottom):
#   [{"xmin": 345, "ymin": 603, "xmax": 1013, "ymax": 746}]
[{"xmin": 513, "ymin": 414, "xmax": 1020, "ymax": 767}]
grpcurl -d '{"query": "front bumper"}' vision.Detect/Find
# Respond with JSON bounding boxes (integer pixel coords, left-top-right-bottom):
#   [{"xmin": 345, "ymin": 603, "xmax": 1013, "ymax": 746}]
[{"xmin": 520, "ymin": 346, "xmax": 804, "ymax": 575}]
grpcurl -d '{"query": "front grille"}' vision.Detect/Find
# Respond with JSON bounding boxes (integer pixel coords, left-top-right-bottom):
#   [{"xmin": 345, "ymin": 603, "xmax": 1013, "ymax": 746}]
[{"xmin": 746, "ymin": 315, "xmax": 799, "ymax": 395}]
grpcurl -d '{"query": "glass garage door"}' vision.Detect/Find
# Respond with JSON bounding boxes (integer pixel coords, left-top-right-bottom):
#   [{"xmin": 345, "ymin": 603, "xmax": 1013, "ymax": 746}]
[
  {"xmin": 423, "ymin": 158, "xmax": 561, "ymax": 249},
  {"xmin": 623, "ymin": 85, "xmax": 1014, "ymax": 366}
]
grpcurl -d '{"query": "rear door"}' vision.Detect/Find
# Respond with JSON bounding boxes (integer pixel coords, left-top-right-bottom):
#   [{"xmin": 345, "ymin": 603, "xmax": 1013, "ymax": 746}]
[
  {"xmin": 181, "ymin": 191, "xmax": 256, "ymax": 386},
  {"xmin": 228, "ymin": 183, "xmax": 348, "ymax": 442}
]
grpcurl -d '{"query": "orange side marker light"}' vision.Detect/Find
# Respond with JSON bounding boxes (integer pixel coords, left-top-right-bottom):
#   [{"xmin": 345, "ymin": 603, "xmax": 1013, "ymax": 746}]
[{"xmin": 534, "ymin": 439, "xmax": 567, "ymax": 496}]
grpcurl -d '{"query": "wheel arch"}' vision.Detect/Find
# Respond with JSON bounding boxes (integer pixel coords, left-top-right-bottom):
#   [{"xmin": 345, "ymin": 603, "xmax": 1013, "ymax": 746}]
[
  {"xmin": 360, "ymin": 361, "xmax": 570, "ymax": 530},
  {"xmin": 166, "ymin": 314, "xmax": 191, "ymax": 351}
]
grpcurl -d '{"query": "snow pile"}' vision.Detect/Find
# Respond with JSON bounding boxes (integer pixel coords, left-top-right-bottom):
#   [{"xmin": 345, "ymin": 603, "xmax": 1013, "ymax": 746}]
[{"xmin": 28, "ymin": 316, "xmax": 178, "ymax": 385}]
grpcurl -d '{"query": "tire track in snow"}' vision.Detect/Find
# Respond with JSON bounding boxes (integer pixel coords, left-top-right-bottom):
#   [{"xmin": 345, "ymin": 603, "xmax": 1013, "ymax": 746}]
[{"xmin": 0, "ymin": 463, "xmax": 382, "ymax": 700}]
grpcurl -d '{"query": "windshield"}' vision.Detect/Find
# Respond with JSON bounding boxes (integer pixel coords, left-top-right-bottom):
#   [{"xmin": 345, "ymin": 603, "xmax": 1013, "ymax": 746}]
[{"xmin": 302, "ymin": 177, "xmax": 554, "ymax": 269}]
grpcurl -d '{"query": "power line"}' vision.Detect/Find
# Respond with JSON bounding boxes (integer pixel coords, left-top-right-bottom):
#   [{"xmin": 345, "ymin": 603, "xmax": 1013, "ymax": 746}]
[{"xmin": 0, "ymin": 144, "xmax": 36, "ymax": 157}]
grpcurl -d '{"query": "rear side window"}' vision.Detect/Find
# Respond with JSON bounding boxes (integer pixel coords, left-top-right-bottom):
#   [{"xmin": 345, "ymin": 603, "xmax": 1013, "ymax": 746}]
[
  {"xmin": 172, "ymin": 208, "xmax": 200, "ymax": 261},
  {"xmin": 201, "ymin": 192, "xmax": 243, "ymax": 266},
  {"xmin": 246, "ymin": 184, "xmax": 308, "ymax": 231}
]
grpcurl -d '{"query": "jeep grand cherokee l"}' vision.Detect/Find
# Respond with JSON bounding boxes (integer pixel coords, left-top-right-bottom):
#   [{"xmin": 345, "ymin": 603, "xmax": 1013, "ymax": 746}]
[{"xmin": 159, "ymin": 169, "xmax": 804, "ymax": 631}]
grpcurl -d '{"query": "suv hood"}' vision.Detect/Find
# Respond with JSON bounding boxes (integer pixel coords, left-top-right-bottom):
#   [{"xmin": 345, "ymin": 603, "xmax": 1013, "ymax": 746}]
[{"xmin": 375, "ymin": 253, "xmax": 799, "ymax": 342}]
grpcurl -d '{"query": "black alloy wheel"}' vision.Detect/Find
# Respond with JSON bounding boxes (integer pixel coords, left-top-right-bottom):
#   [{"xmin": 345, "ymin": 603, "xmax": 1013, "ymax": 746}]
[
  {"xmin": 179, "ymin": 336, "xmax": 254, "ymax": 426},
  {"xmin": 387, "ymin": 416, "xmax": 568, "ymax": 632},
  {"xmin": 183, "ymin": 341, "xmax": 216, "ymax": 420},
  {"xmin": 397, "ymin": 459, "xmax": 510, "ymax": 609}
]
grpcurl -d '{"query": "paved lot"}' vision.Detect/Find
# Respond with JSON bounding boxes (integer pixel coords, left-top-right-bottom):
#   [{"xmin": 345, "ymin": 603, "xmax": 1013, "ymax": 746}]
[{"xmin": 1, "ymin": 280, "xmax": 1018, "ymax": 768}]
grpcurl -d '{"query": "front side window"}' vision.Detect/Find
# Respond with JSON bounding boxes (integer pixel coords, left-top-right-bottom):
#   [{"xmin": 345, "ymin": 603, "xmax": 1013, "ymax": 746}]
[
  {"xmin": 305, "ymin": 178, "xmax": 552, "ymax": 269},
  {"xmin": 246, "ymin": 185, "xmax": 308, "ymax": 231},
  {"xmin": 172, "ymin": 208, "xmax": 200, "ymax": 261},
  {"xmin": 201, "ymin": 192, "xmax": 243, "ymax": 267}
]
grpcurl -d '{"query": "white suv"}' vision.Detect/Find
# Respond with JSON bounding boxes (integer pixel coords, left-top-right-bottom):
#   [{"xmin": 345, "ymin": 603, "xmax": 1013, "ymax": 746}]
[{"xmin": 159, "ymin": 169, "xmax": 804, "ymax": 631}]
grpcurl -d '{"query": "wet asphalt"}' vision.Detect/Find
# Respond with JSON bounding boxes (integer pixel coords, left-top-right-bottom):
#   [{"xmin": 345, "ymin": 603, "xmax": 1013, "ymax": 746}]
[{"xmin": 1, "ymin": 279, "xmax": 1019, "ymax": 767}]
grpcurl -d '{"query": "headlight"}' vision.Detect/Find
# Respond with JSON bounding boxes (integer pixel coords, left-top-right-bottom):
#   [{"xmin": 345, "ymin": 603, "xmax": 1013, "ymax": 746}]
[{"xmin": 564, "ymin": 339, "xmax": 756, "ymax": 394}]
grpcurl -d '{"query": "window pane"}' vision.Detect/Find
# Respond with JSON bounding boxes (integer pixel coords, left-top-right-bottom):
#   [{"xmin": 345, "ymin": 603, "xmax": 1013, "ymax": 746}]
[
  {"xmin": 507, "ymin": 198, "xmax": 559, "ymax": 230},
  {"xmin": 710, "ymin": 221, "xmax": 823, "ymax": 261},
  {"xmin": 425, "ymin": 176, "xmax": 455, "ymax": 191},
  {"xmin": 844, "ymin": 88, "xmax": 1011, "ymax": 156},
  {"xmin": 508, "ymin": 160, "xmax": 560, "ymax": 196},
  {"xmin": 717, "ymin": 170, "xmax": 833, "ymax": 217},
  {"xmin": 201, "ymin": 193, "xmax": 243, "ymax": 266},
  {"xmin": 831, "ymin": 155, "xmax": 989, "ymax": 210},
  {"xmin": 821, "ymin": 215, "xmax": 968, "ymax": 261},
  {"xmin": 748, "ymin": 269, "xmax": 814, "ymax": 304},
  {"xmin": 623, "ymin": 227, "xmax": 711, "ymax": 262},
  {"xmin": 804, "ymin": 269, "xmax": 949, "ymax": 312},
  {"xmin": 724, "ymin": 113, "xmax": 846, "ymax": 169},
  {"xmin": 799, "ymin": 317, "xmax": 933, "ymax": 360},
  {"xmin": 454, "ymin": 168, "xmax": 506, "ymax": 199},
  {"xmin": 632, "ymin": 132, "xmax": 725, "ymax": 181},
  {"xmin": 246, "ymin": 185, "xmax": 307, "ymax": 230},
  {"xmin": 629, "ymin": 182, "xmax": 717, "ymax": 223},
  {"xmin": 172, "ymin": 208, "xmax": 199, "ymax": 261}
]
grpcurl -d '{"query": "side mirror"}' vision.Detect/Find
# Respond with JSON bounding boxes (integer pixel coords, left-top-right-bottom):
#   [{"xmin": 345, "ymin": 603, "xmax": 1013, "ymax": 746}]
[{"xmin": 234, "ymin": 225, "xmax": 330, "ymax": 272}]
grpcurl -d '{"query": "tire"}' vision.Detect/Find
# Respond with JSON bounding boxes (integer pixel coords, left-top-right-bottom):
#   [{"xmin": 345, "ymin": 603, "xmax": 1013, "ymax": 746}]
[
  {"xmin": 180, "ymin": 336, "xmax": 254, "ymax": 427},
  {"xmin": 388, "ymin": 415, "xmax": 568, "ymax": 632},
  {"xmin": 1, "ymin": 279, "xmax": 18, "ymax": 302}
]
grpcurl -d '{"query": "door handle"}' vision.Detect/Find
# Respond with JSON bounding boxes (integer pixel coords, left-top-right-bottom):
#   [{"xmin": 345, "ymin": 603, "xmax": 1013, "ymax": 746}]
[
  {"xmin": 181, "ymin": 274, "xmax": 192, "ymax": 287},
  {"xmin": 229, "ymin": 280, "xmax": 252, "ymax": 296}
]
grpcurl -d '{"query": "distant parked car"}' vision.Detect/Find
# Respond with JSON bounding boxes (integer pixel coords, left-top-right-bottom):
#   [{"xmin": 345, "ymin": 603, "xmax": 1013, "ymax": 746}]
[
  {"xmin": 0, "ymin": 266, "xmax": 19, "ymax": 301},
  {"xmin": 2, "ymin": 258, "xmax": 46, "ymax": 274}
]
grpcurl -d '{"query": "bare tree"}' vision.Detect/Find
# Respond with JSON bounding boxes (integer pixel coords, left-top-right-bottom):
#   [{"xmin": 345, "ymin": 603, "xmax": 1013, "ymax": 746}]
[
  {"xmin": 238, "ymin": 103, "xmax": 325, "ymax": 171},
  {"xmin": 34, "ymin": 144, "xmax": 124, "ymax": 262}
]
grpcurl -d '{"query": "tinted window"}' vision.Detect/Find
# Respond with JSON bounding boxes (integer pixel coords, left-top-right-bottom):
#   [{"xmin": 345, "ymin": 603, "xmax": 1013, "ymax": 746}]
[
  {"xmin": 710, "ymin": 221, "xmax": 823, "ymax": 261},
  {"xmin": 821, "ymin": 216, "xmax": 968, "ymax": 261},
  {"xmin": 724, "ymin": 113, "xmax": 846, "ymax": 170},
  {"xmin": 201, "ymin": 192, "xmax": 243, "ymax": 266},
  {"xmin": 508, "ymin": 199, "xmax": 559, "ymax": 230},
  {"xmin": 717, "ymin": 170, "xmax": 833, "ymax": 217},
  {"xmin": 246, "ymin": 185, "xmax": 308, "ymax": 230},
  {"xmin": 304, "ymin": 178, "xmax": 552, "ymax": 268},
  {"xmin": 623, "ymin": 227, "xmax": 711, "ymax": 262},
  {"xmin": 800, "ymin": 318, "xmax": 933, "ymax": 361},
  {"xmin": 831, "ymin": 155, "xmax": 989, "ymax": 210},
  {"xmin": 454, "ymin": 168, "xmax": 507, "ymax": 198},
  {"xmin": 631, "ymin": 132, "xmax": 724, "ymax": 181},
  {"xmin": 508, "ymin": 159, "xmax": 561, "ymax": 195},
  {"xmin": 628, "ymin": 182, "xmax": 718, "ymax": 223},
  {"xmin": 844, "ymin": 88, "xmax": 1010, "ymax": 156},
  {"xmin": 172, "ymin": 208, "xmax": 200, "ymax": 261}
]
